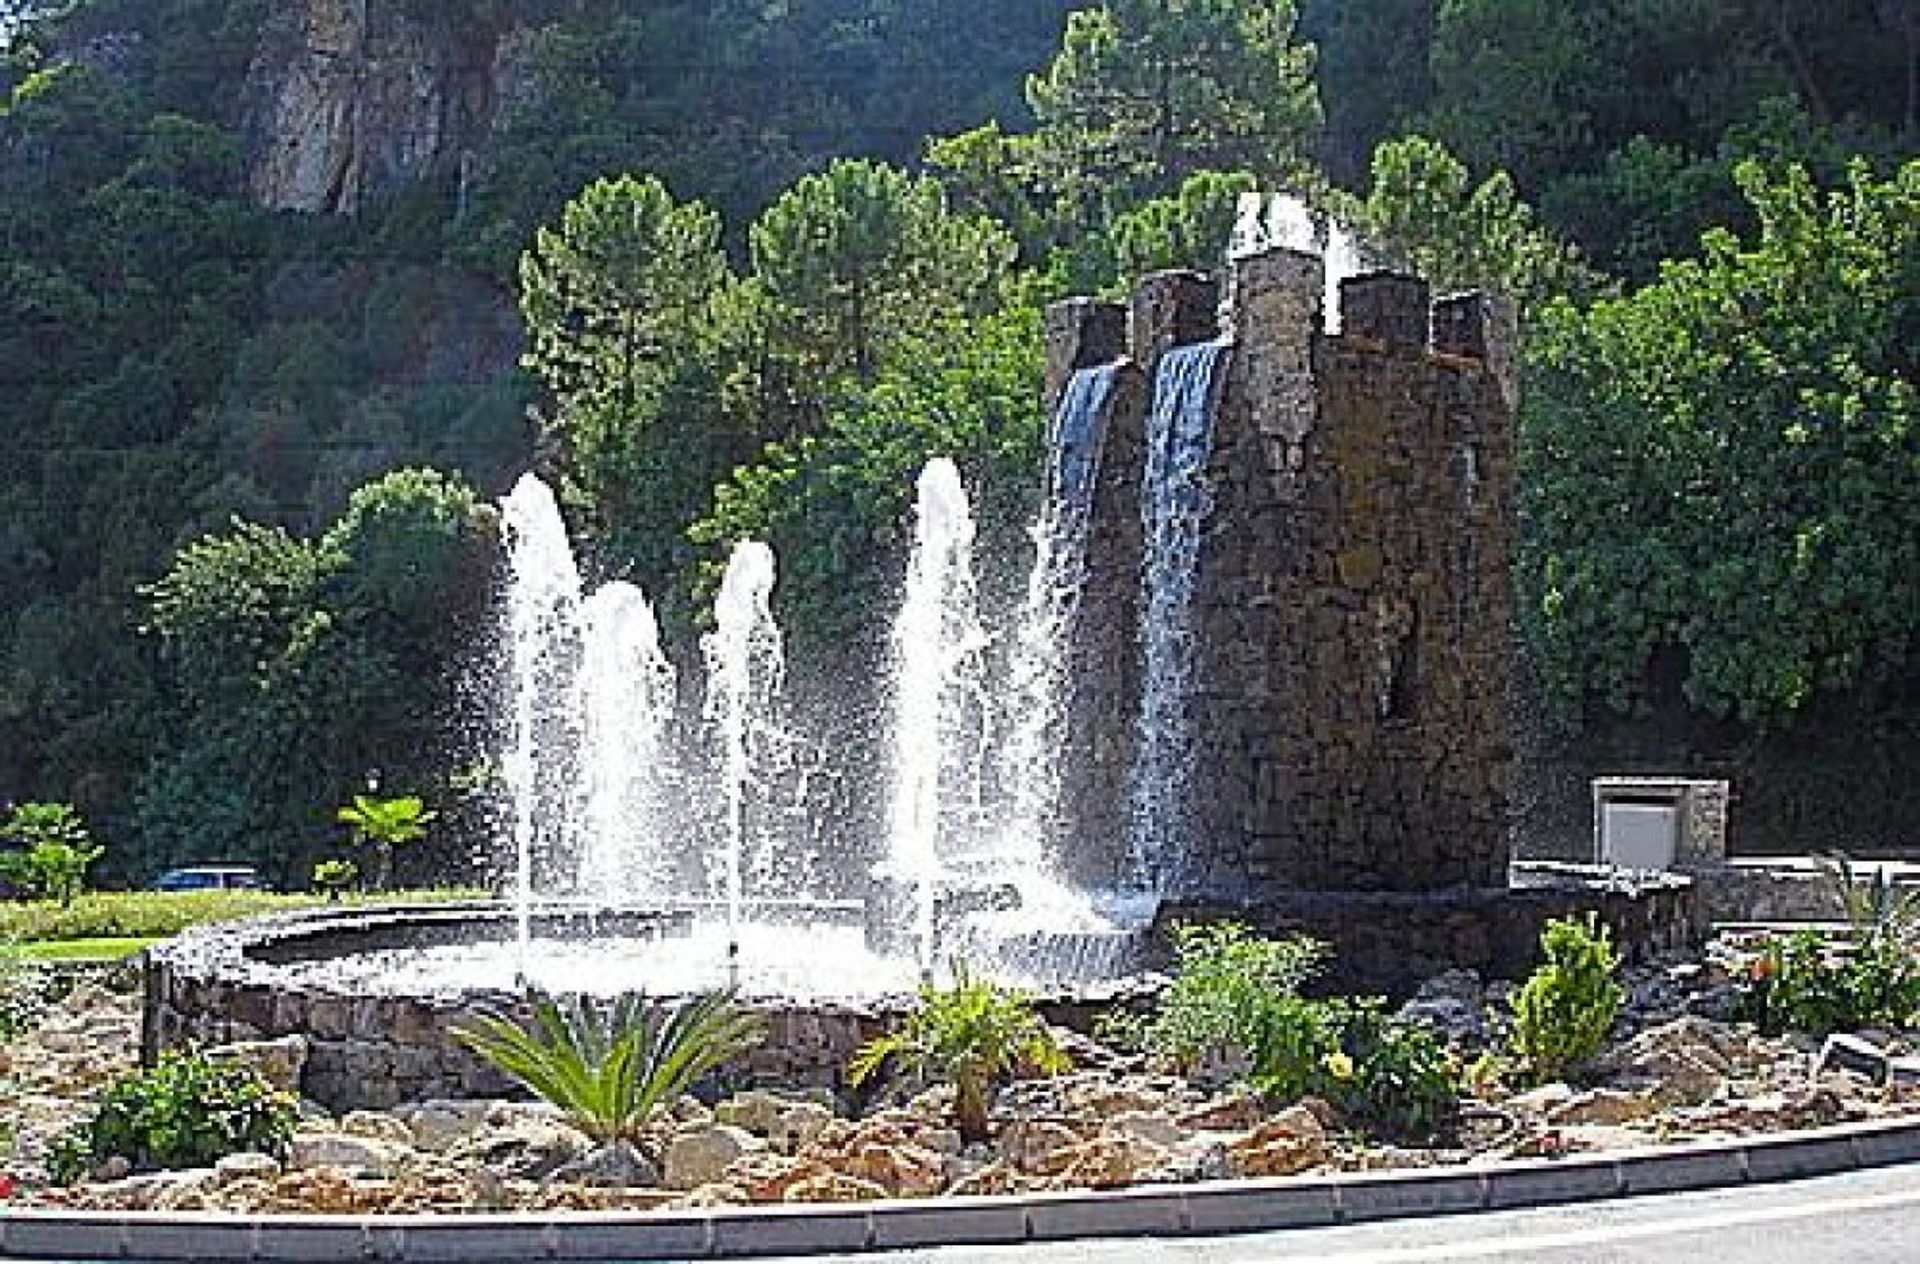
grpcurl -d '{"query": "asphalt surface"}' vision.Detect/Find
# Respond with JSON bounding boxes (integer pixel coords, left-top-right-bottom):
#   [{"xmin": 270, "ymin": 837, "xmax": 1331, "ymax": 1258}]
[{"xmin": 789, "ymin": 1162, "xmax": 1920, "ymax": 1264}]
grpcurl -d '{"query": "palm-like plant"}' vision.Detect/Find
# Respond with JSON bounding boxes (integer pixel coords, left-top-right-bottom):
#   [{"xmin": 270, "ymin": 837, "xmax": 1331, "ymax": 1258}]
[
  {"xmin": 452, "ymin": 990, "xmax": 765, "ymax": 1143},
  {"xmin": 335, "ymin": 793, "xmax": 434, "ymax": 891},
  {"xmin": 848, "ymin": 965, "xmax": 1069, "ymax": 1142},
  {"xmin": 1816, "ymin": 852, "xmax": 1920, "ymax": 944}
]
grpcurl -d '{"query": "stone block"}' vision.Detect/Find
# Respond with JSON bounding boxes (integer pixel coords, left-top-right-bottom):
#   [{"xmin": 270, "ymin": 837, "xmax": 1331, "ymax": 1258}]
[
  {"xmin": 1182, "ymin": 1179, "xmax": 1339, "ymax": 1234},
  {"xmin": 1340, "ymin": 273, "xmax": 1431, "ymax": 349},
  {"xmin": 1615, "ymin": 1141, "xmax": 1748, "ymax": 1195}
]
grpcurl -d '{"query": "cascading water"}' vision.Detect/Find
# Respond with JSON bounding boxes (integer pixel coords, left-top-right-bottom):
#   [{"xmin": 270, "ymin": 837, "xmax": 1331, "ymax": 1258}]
[
  {"xmin": 500, "ymin": 474, "xmax": 585, "ymax": 967},
  {"xmin": 1127, "ymin": 341, "xmax": 1230, "ymax": 900},
  {"xmin": 995, "ymin": 367, "xmax": 1120, "ymax": 879},
  {"xmin": 575, "ymin": 582, "xmax": 677, "ymax": 902},
  {"xmin": 885, "ymin": 458, "xmax": 993, "ymax": 975},
  {"xmin": 701, "ymin": 541, "xmax": 785, "ymax": 978}
]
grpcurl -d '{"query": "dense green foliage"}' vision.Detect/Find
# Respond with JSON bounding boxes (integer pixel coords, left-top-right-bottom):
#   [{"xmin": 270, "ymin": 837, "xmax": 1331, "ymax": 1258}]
[
  {"xmin": 453, "ymin": 990, "xmax": 766, "ymax": 1143},
  {"xmin": 1524, "ymin": 161, "xmax": 1918, "ymax": 722},
  {"xmin": 1739, "ymin": 928, "xmax": 1920, "ymax": 1037},
  {"xmin": 3, "ymin": 0, "xmax": 1916, "ymax": 869},
  {"xmin": 1119, "ymin": 924, "xmax": 1458, "ymax": 1138},
  {"xmin": 848, "ymin": 965, "xmax": 1070, "ymax": 1142},
  {"xmin": 0, "ymin": 802, "xmax": 104, "ymax": 904},
  {"xmin": 48, "ymin": 1050, "xmax": 297, "ymax": 1183},
  {"xmin": 1509, "ymin": 915, "xmax": 1625, "ymax": 1082},
  {"xmin": 335, "ymin": 792, "xmax": 435, "ymax": 892}
]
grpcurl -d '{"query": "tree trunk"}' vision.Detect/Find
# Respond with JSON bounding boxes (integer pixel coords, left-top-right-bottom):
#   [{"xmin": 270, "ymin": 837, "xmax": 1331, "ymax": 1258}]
[{"xmin": 954, "ymin": 1074, "xmax": 991, "ymax": 1144}]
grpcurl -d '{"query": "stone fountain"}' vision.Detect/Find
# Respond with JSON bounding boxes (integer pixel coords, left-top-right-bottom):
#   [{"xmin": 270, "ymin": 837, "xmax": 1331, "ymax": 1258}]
[{"xmin": 146, "ymin": 206, "xmax": 1695, "ymax": 1111}]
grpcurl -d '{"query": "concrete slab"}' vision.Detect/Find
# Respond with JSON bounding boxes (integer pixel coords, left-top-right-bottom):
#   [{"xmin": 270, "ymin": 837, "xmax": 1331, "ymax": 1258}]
[
  {"xmin": 1616, "ymin": 1142, "xmax": 1748, "ymax": 1195},
  {"xmin": 1338, "ymin": 1168, "xmax": 1488, "ymax": 1222},
  {"xmin": 1482, "ymin": 1158, "xmax": 1623, "ymax": 1209},
  {"xmin": 1024, "ymin": 1187, "xmax": 1189, "ymax": 1240},
  {"xmin": 867, "ymin": 1197, "xmax": 1028, "ymax": 1249},
  {"xmin": 1183, "ymin": 1179, "xmax": 1339, "ymax": 1235},
  {"xmin": 549, "ymin": 1214, "xmax": 713, "ymax": 1260},
  {"xmin": 707, "ymin": 1204, "xmax": 869, "ymax": 1256}
]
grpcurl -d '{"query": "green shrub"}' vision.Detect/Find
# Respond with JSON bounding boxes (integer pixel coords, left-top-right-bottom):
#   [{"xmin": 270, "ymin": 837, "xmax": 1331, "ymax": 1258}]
[
  {"xmin": 49, "ymin": 1052, "xmax": 297, "ymax": 1183},
  {"xmin": 0, "ymin": 803, "xmax": 105, "ymax": 906},
  {"xmin": 1510, "ymin": 915, "xmax": 1625, "ymax": 1081},
  {"xmin": 336, "ymin": 793, "xmax": 435, "ymax": 891},
  {"xmin": 311, "ymin": 859, "xmax": 359, "ymax": 899},
  {"xmin": 1120, "ymin": 923, "xmax": 1458, "ymax": 1139},
  {"xmin": 1738, "ymin": 928, "xmax": 1920, "ymax": 1036},
  {"xmin": 0, "ymin": 939, "xmax": 50, "ymax": 1041},
  {"xmin": 849, "ymin": 964, "xmax": 1069, "ymax": 1142},
  {"xmin": 453, "ymin": 990, "xmax": 764, "ymax": 1142}
]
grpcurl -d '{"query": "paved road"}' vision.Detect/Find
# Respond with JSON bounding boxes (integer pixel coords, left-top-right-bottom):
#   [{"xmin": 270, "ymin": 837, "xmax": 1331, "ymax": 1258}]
[{"xmin": 791, "ymin": 1163, "xmax": 1920, "ymax": 1264}]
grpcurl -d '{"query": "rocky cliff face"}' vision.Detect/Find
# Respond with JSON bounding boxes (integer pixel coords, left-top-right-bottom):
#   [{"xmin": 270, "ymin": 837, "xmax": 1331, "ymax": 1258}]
[{"xmin": 245, "ymin": 0, "xmax": 533, "ymax": 214}]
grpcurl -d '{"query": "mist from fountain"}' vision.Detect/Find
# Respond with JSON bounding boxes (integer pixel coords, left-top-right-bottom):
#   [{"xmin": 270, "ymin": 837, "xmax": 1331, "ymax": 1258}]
[
  {"xmin": 500, "ymin": 474, "xmax": 585, "ymax": 969},
  {"xmin": 576, "ymin": 582, "xmax": 677, "ymax": 903},
  {"xmin": 701, "ymin": 541, "xmax": 785, "ymax": 976}
]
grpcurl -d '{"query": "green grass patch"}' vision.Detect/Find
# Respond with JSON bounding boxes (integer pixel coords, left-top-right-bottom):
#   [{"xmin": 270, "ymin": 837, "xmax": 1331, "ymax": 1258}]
[
  {"xmin": 0, "ymin": 888, "xmax": 486, "ymax": 943},
  {"xmin": 15, "ymin": 936, "xmax": 160, "ymax": 961}
]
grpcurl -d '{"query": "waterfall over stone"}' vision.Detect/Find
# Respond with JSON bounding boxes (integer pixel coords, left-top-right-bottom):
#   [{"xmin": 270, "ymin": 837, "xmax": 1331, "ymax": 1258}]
[{"xmin": 1128, "ymin": 341, "xmax": 1230, "ymax": 896}]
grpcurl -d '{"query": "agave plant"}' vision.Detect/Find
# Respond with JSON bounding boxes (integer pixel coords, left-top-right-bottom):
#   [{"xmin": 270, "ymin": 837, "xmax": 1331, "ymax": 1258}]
[
  {"xmin": 452, "ymin": 990, "xmax": 765, "ymax": 1142},
  {"xmin": 848, "ymin": 964, "xmax": 1069, "ymax": 1142},
  {"xmin": 1815, "ymin": 851, "xmax": 1920, "ymax": 945}
]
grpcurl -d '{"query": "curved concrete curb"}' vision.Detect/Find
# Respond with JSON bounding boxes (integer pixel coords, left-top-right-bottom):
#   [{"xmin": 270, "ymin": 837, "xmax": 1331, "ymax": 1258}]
[{"xmin": 5, "ymin": 1116, "xmax": 1919, "ymax": 1261}]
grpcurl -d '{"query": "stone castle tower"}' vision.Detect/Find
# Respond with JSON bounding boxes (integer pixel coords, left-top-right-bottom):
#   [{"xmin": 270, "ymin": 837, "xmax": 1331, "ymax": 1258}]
[{"xmin": 1046, "ymin": 248, "xmax": 1518, "ymax": 902}]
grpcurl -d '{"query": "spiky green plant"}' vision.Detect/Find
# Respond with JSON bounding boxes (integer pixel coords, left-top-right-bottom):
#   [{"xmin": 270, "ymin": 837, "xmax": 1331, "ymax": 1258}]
[
  {"xmin": 1815, "ymin": 852, "xmax": 1920, "ymax": 944},
  {"xmin": 848, "ymin": 964, "xmax": 1069, "ymax": 1142},
  {"xmin": 452, "ymin": 990, "xmax": 764, "ymax": 1142}
]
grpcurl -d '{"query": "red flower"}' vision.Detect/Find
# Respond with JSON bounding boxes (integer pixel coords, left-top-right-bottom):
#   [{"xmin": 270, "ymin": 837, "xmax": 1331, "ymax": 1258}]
[{"xmin": 0, "ymin": 1172, "xmax": 17, "ymax": 1201}]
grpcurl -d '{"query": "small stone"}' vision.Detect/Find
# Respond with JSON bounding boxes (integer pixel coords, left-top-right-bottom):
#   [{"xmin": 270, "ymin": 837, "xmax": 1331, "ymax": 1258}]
[
  {"xmin": 663, "ymin": 1124, "xmax": 763, "ymax": 1191},
  {"xmin": 1224, "ymin": 1105, "xmax": 1327, "ymax": 1179},
  {"xmin": 1817, "ymin": 1034, "xmax": 1890, "ymax": 1082},
  {"xmin": 287, "ymin": 1131, "xmax": 412, "ymax": 1177},
  {"xmin": 214, "ymin": 1152, "xmax": 282, "ymax": 1183},
  {"xmin": 782, "ymin": 1171, "xmax": 888, "ymax": 1203},
  {"xmin": 401, "ymin": 1100, "xmax": 490, "ymax": 1152},
  {"xmin": 341, "ymin": 1111, "xmax": 413, "ymax": 1145},
  {"xmin": 1548, "ymin": 1088, "xmax": 1659, "ymax": 1127},
  {"xmin": 1177, "ymin": 1091, "xmax": 1267, "ymax": 1132},
  {"xmin": 772, "ymin": 1102, "xmax": 836, "ymax": 1154},
  {"xmin": 547, "ymin": 1141, "xmax": 659, "ymax": 1189},
  {"xmin": 452, "ymin": 1119, "xmax": 591, "ymax": 1181},
  {"xmin": 1105, "ymin": 1110, "xmax": 1187, "ymax": 1149},
  {"xmin": 998, "ymin": 1119, "xmax": 1084, "ymax": 1173},
  {"xmin": 714, "ymin": 1090, "xmax": 794, "ymax": 1136}
]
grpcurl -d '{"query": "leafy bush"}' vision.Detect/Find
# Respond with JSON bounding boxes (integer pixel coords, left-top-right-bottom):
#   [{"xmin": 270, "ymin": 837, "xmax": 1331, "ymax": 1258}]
[
  {"xmin": 49, "ymin": 1052, "xmax": 297, "ymax": 1183},
  {"xmin": 0, "ymin": 940, "xmax": 50, "ymax": 1041},
  {"xmin": 1510, "ymin": 915, "xmax": 1625, "ymax": 1081},
  {"xmin": 0, "ymin": 804, "xmax": 104, "ymax": 906},
  {"xmin": 453, "ymin": 990, "xmax": 764, "ymax": 1142},
  {"xmin": 1739, "ymin": 929, "xmax": 1920, "ymax": 1037},
  {"xmin": 849, "ymin": 965, "xmax": 1069, "ymax": 1142},
  {"xmin": 336, "ymin": 793, "xmax": 434, "ymax": 891},
  {"xmin": 311, "ymin": 859, "xmax": 359, "ymax": 899},
  {"xmin": 1116, "ymin": 923, "xmax": 1458, "ymax": 1138}
]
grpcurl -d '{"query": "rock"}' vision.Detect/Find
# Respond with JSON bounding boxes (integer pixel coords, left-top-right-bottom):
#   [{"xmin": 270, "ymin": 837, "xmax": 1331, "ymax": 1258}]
[
  {"xmin": 947, "ymin": 1161, "xmax": 1034, "ymax": 1197},
  {"xmin": 772, "ymin": 1102, "xmax": 836, "ymax": 1154},
  {"xmin": 1225, "ymin": 1105, "xmax": 1328, "ymax": 1179},
  {"xmin": 714, "ymin": 1090, "xmax": 795, "ymax": 1136},
  {"xmin": 401, "ymin": 1100, "xmax": 491, "ymax": 1152},
  {"xmin": 287, "ymin": 1131, "xmax": 412, "ymax": 1177},
  {"xmin": 214, "ymin": 1152, "xmax": 283, "ymax": 1183},
  {"xmin": 96, "ymin": 1155, "xmax": 133, "ymax": 1182},
  {"xmin": 149, "ymin": 1168, "xmax": 226, "ymax": 1212},
  {"xmin": 1548, "ymin": 1088, "xmax": 1660, "ymax": 1127},
  {"xmin": 1043, "ymin": 1134, "xmax": 1173, "ymax": 1190},
  {"xmin": 836, "ymin": 1142, "xmax": 946, "ymax": 1197},
  {"xmin": 1397, "ymin": 970, "xmax": 1491, "ymax": 1046},
  {"xmin": 1817, "ymin": 1034, "xmax": 1890, "ymax": 1082},
  {"xmin": 451, "ymin": 1119, "xmax": 591, "ymax": 1181},
  {"xmin": 998, "ymin": 1119, "xmax": 1084, "ymax": 1173},
  {"xmin": 1506, "ymin": 1082, "xmax": 1577, "ymax": 1116},
  {"xmin": 783, "ymin": 1171, "xmax": 889, "ymax": 1203},
  {"xmin": 205, "ymin": 1035, "xmax": 309, "ymax": 1095},
  {"xmin": 1177, "ymin": 1091, "xmax": 1268, "ymax": 1132},
  {"xmin": 340, "ymin": 1111, "xmax": 414, "ymax": 1145},
  {"xmin": 547, "ymin": 1141, "xmax": 659, "ymax": 1189},
  {"xmin": 1105, "ymin": 1110, "xmax": 1188, "ymax": 1149},
  {"xmin": 1596, "ymin": 1016, "xmax": 1738, "ymax": 1106},
  {"xmin": 663, "ymin": 1124, "xmax": 763, "ymax": 1191}
]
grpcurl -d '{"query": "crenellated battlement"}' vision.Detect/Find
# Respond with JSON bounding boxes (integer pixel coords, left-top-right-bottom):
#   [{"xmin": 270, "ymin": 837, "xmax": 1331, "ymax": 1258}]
[{"xmin": 1044, "ymin": 250, "xmax": 1518, "ymax": 900}]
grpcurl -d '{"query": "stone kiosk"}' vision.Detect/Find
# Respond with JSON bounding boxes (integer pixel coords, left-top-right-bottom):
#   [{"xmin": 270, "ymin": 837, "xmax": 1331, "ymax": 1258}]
[{"xmin": 1046, "ymin": 250, "xmax": 1691, "ymax": 992}]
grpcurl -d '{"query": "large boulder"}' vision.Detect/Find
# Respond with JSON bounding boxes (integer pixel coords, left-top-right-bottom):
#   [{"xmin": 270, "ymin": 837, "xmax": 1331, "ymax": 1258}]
[{"xmin": 1224, "ymin": 1104, "xmax": 1328, "ymax": 1179}]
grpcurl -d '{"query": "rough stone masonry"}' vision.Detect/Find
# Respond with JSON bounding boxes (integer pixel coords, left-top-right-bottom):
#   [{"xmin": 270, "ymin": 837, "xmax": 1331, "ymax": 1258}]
[{"xmin": 1047, "ymin": 248, "xmax": 1519, "ymax": 902}]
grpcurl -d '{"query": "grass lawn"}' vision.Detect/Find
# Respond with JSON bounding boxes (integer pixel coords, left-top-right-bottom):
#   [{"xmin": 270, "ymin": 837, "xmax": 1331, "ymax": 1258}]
[
  {"xmin": 15, "ymin": 936, "xmax": 160, "ymax": 962},
  {"xmin": 0, "ymin": 887, "xmax": 486, "ymax": 945}
]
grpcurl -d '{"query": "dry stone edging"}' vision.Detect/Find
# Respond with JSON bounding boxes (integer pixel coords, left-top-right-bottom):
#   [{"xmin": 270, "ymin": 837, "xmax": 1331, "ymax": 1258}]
[{"xmin": 4, "ymin": 1114, "xmax": 1918, "ymax": 1261}]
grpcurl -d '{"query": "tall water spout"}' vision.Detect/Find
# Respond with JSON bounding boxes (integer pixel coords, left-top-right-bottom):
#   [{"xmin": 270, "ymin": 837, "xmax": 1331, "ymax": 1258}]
[
  {"xmin": 500, "ymin": 474, "xmax": 584, "ymax": 969},
  {"xmin": 997, "ymin": 366, "xmax": 1120, "ymax": 873},
  {"xmin": 1128, "ymin": 342, "xmax": 1229, "ymax": 899},
  {"xmin": 701, "ymin": 541, "xmax": 783, "ymax": 980},
  {"xmin": 576, "ymin": 582, "xmax": 677, "ymax": 902},
  {"xmin": 887, "ymin": 458, "xmax": 991, "ymax": 975}
]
